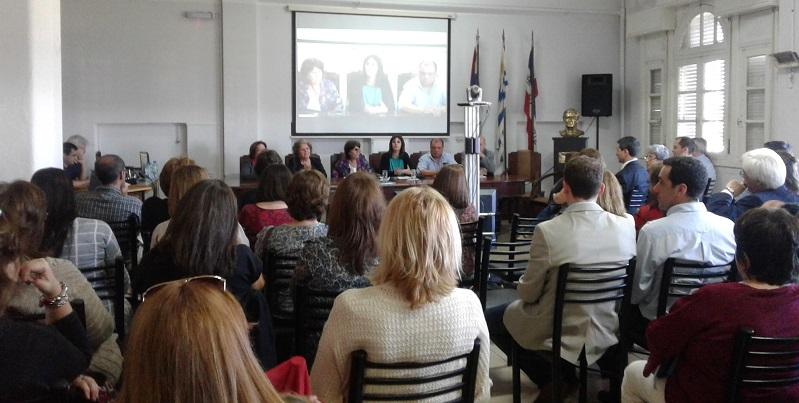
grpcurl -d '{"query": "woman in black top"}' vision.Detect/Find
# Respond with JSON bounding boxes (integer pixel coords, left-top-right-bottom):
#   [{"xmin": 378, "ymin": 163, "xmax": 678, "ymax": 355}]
[
  {"xmin": 288, "ymin": 139, "xmax": 327, "ymax": 176},
  {"xmin": 379, "ymin": 135, "xmax": 412, "ymax": 176},
  {"xmin": 134, "ymin": 179, "xmax": 276, "ymax": 368}
]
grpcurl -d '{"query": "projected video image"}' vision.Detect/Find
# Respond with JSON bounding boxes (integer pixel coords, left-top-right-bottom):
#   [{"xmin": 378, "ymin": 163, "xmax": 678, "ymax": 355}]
[{"xmin": 293, "ymin": 12, "xmax": 450, "ymax": 135}]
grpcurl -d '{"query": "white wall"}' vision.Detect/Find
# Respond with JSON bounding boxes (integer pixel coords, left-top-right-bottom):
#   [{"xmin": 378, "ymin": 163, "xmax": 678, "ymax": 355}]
[{"xmin": 773, "ymin": 0, "xmax": 799, "ymax": 146}]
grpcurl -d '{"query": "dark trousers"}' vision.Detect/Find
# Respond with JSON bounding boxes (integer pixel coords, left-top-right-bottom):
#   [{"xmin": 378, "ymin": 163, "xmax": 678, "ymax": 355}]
[{"xmin": 628, "ymin": 305, "xmax": 651, "ymax": 350}]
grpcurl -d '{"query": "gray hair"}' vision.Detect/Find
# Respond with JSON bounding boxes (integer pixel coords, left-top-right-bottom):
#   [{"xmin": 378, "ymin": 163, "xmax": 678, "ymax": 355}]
[
  {"xmin": 65, "ymin": 134, "xmax": 88, "ymax": 149},
  {"xmin": 742, "ymin": 148, "xmax": 787, "ymax": 190},
  {"xmin": 647, "ymin": 144, "xmax": 671, "ymax": 161}
]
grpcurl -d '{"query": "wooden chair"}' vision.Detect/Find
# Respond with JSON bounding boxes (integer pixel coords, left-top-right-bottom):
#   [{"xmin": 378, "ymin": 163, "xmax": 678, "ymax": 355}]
[
  {"xmin": 106, "ymin": 214, "xmax": 139, "ymax": 273},
  {"xmin": 78, "ymin": 259, "xmax": 126, "ymax": 337},
  {"xmin": 410, "ymin": 152, "xmax": 423, "ymax": 169},
  {"xmin": 458, "ymin": 218, "xmax": 484, "ymax": 291},
  {"xmin": 656, "ymin": 258, "xmax": 735, "ymax": 317},
  {"xmin": 726, "ymin": 328, "xmax": 799, "ymax": 402},
  {"xmin": 348, "ymin": 338, "xmax": 481, "ymax": 403},
  {"xmin": 475, "ymin": 237, "xmax": 531, "ymax": 311},
  {"xmin": 510, "ymin": 214, "xmax": 544, "ymax": 242},
  {"xmin": 512, "ymin": 261, "xmax": 635, "ymax": 403},
  {"xmin": 293, "ymin": 285, "xmax": 342, "ymax": 367}
]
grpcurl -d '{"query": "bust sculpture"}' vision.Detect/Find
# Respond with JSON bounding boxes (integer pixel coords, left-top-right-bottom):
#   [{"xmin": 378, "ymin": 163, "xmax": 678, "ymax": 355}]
[{"xmin": 559, "ymin": 108, "xmax": 585, "ymax": 138}]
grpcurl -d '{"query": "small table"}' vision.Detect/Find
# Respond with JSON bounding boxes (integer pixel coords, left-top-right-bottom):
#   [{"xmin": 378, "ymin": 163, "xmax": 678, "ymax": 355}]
[{"xmin": 127, "ymin": 183, "xmax": 152, "ymax": 201}]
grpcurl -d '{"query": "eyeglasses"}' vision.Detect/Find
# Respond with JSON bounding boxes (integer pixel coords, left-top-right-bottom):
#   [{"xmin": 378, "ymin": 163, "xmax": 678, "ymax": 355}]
[{"xmin": 141, "ymin": 275, "xmax": 226, "ymax": 302}]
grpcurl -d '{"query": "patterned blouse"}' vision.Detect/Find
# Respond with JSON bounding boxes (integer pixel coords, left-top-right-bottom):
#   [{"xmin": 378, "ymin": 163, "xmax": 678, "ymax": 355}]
[
  {"xmin": 331, "ymin": 155, "xmax": 372, "ymax": 180},
  {"xmin": 455, "ymin": 204, "xmax": 479, "ymax": 277}
]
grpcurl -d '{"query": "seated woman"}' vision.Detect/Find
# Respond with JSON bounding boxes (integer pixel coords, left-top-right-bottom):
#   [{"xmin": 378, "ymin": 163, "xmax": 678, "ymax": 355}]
[
  {"xmin": 119, "ymin": 279, "xmax": 285, "ymax": 403},
  {"xmin": 134, "ymin": 179, "xmax": 274, "ymax": 367},
  {"xmin": 644, "ymin": 144, "xmax": 670, "ymax": 170},
  {"xmin": 240, "ymin": 141, "xmax": 268, "ymax": 182},
  {"xmin": 378, "ymin": 135, "xmax": 412, "ymax": 176},
  {"xmin": 347, "ymin": 55, "xmax": 395, "ymax": 115},
  {"xmin": 432, "ymin": 165, "xmax": 478, "ymax": 276},
  {"xmin": 311, "ymin": 186, "xmax": 491, "ymax": 402},
  {"xmin": 331, "ymin": 140, "xmax": 371, "ymax": 180},
  {"xmin": 239, "ymin": 163, "xmax": 294, "ymax": 245},
  {"xmin": 239, "ymin": 150, "xmax": 284, "ymax": 210},
  {"xmin": 288, "ymin": 139, "xmax": 327, "ymax": 177},
  {"xmin": 1, "ymin": 181, "xmax": 122, "ymax": 387},
  {"xmin": 141, "ymin": 156, "xmax": 194, "ymax": 235},
  {"xmin": 598, "ymin": 170, "xmax": 628, "ymax": 217},
  {"xmin": 634, "ymin": 162, "xmax": 666, "ymax": 233},
  {"xmin": 255, "ymin": 170, "xmax": 328, "ymax": 313},
  {"xmin": 622, "ymin": 207, "xmax": 799, "ymax": 402}
]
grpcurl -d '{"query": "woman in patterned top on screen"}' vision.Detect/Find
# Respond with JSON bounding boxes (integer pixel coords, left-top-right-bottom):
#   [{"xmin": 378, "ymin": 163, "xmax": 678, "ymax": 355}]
[{"xmin": 239, "ymin": 163, "xmax": 294, "ymax": 245}]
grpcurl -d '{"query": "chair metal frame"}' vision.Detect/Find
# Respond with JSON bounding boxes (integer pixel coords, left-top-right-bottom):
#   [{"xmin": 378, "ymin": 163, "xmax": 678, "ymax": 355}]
[
  {"xmin": 78, "ymin": 258, "xmax": 126, "ymax": 336},
  {"xmin": 106, "ymin": 213, "xmax": 140, "ymax": 274},
  {"xmin": 509, "ymin": 213, "xmax": 544, "ymax": 242},
  {"xmin": 726, "ymin": 327, "xmax": 799, "ymax": 402},
  {"xmin": 628, "ymin": 188, "xmax": 648, "ymax": 212},
  {"xmin": 458, "ymin": 218, "xmax": 484, "ymax": 292},
  {"xmin": 348, "ymin": 338, "xmax": 481, "ymax": 403},
  {"xmin": 475, "ymin": 236, "xmax": 531, "ymax": 311},
  {"xmin": 656, "ymin": 258, "xmax": 735, "ymax": 317}
]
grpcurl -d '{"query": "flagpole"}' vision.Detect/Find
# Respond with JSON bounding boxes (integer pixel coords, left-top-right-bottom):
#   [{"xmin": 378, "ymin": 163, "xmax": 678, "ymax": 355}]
[
  {"xmin": 529, "ymin": 30, "xmax": 535, "ymax": 152},
  {"xmin": 502, "ymin": 32, "xmax": 508, "ymax": 173}
]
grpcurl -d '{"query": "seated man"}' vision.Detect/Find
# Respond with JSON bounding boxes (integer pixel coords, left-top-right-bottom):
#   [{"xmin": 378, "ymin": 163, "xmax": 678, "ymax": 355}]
[
  {"xmin": 692, "ymin": 137, "xmax": 716, "ymax": 191},
  {"xmin": 417, "ymin": 138, "xmax": 456, "ymax": 178},
  {"xmin": 631, "ymin": 157, "xmax": 736, "ymax": 347},
  {"xmin": 671, "ymin": 136, "xmax": 695, "ymax": 157},
  {"xmin": 76, "ymin": 154, "xmax": 142, "ymax": 225},
  {"xmin": 479, "ymin": 136, "xmax": 496, "ymax": 176},
  {"xmin": 708, "ymin": 148, "xmax": 799, "ymax": 222},
  {"xmin": 615, "ymin": 136, "xmax": 649, "ymax": 214},
  {"xmin": 397, "ymin": 61, "xmax": 446, "ymax": 116},
  {"xmin": 487, "ymin": 156, "xmax": 636, "ymax": 402}
]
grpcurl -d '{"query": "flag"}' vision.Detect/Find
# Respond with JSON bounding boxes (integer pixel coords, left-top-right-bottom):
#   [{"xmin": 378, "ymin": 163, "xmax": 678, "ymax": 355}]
[
  {"xmin": 469, "ymin": 30, "xmax": 479, "ymax": 87},
  {"xmin": 496, "ymin": 31, "xmax": 508, "ymax": 170},
  {"xmin": 524, "ymin": 31, "xmax": 539, "ymax": 151}
]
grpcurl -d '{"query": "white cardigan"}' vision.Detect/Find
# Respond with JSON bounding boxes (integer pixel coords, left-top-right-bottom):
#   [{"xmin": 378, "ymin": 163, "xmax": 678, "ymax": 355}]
[{"xmin": 311, "ymin": 284, "xmax": 491, "ymax": 402}]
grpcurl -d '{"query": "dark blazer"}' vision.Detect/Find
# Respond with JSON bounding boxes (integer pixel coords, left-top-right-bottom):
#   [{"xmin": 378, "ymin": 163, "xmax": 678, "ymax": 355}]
[
  {"xmin": 347, "ymin": 72, "xmax": 395, "ymax": 114},
  {"xmin": 288, "ymin": 155, "xmax": 327, "ymax": 177},
  {"xmin": 379, "ymin": 152, "xmax": 411, "ymax": 175},
  {"xmin": 615, "ymin": 160, "xmax": 649, "ymax": 214},
  {"xmin": 240, "ymin": 155, "xmax": 257, "ymax": 182},
  {"xmin": 707, "ymin": 185, "xmax": 799, "ymax": 222}
]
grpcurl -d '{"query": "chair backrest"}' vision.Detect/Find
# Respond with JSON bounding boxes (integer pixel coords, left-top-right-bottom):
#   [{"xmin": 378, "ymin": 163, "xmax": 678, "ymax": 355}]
[
  {"xmin": 397, "ymin": 72, "xmax": 414, "ymax": 95},
  {"xmin": 348, "ymin": 338, "xmax": 481, "ymax": 403},
  {"xmin": 510, "ymin": 213, "xmax": 544, "ymax": 242},
  {"xmin": 657, "ymin": 258, "xmax": 734, "ymax": 317},
  {"xmin": 475, "ymin": 237, "xmax": 531, "ymax": 310},
  {"xmin": 79, "ymin": 258, "xmax": 126, "ymax": 336},
  {"xmin": 410, "ymin": 152, "xmax": 423, "ymax": 169},
  {"xmin": 458, "ymin": 218, "xmax": 484, "ymax": 290},
  {"xmin": 628, "ymin": 188, "xmax": 648, "ymax": 211},
  {"xmin": 369, "ymin": 152, "xmax": 383, "ymax": 172},
  {"xmin": 331, "ymin": 152, "xmax": 343, "ymax": 170},
  {"xmin": 455, "ymin": 152, "xmax": 464, "ymax": 164},
  {"xmin": 727, "ymin": 328, "xmax": 799, "ymax": 402},
  {"xmin": 141, "ymin": 229, "xmax": 152, "ymax": 255},
  {"xmin": 106, "ymin": 213, "xmax": 139, "ymax": 273},
  {"xmin": 263, "ymin": 251, "xmax": 299, "ymax": 319},
  {"xmin": 704, "ymin": 177, "xmax": 716, "ymax": 201},
  {"xmin": 294, "ymin": 285, "xmax": 342, "ymax": 363}
]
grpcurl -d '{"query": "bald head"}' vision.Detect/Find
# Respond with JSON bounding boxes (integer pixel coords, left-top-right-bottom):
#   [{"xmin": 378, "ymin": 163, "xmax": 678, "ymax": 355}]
[{"xmin": 95, "ymin": 154, "xmax": 126, "ymax": 185}]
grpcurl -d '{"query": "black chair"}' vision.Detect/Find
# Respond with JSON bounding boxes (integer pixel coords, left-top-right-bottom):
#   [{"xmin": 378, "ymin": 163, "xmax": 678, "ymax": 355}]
[
  {"xmin": 628, "ymin": 188, "xmax": 648, "ymax": 213},
  {"xmin": 510, "ymin": 214, "xmax": 544, "ymax": 242},
  {"xmin": 140, "ymin": 229, "xmax": 152, "ymax": 255},
  {"xmin": 511, "ymin": 261, "xmax": 635, "ymax": 403},
  {"xmin": 348, "ymin": 338, "xmax": 481, "ymax": 403},
  {"xmin": 475, "ymin": 236, "xmax": 530, "ymax": 311},
  {"xmin": 78, "ymin": 259, "xmax": 126, "ymax": 337},
  {"xmin": 263, "ymin": 251, "xmax": 299, "ymax": 360},
  {"xmin": 106, "ymin": 214, "xmax": 140, "ymax": 274},
  {"xmin": 703, "ymin": 177, "xmax": 716, "ymax": 201},
  {"xmin": 409, "ymin": 152, "xmax": 423, "ymax": 170},
  {"xmin": 330, "ymin": 152, "xmax": 343, "ymax": 171},
  {"xmin": 726, "ymin": 328, "xmax": 799, "ymax": 402},
  {"xmin": 656, "ymin": 258, "xmax": 735, "ymax": 317},
  {"xmin": 458, "ymin": 217, "xmax": 484, "ymax": 290},
  {"xmin": 293, "ymin": 285, "xmax": 342, "ymax": 367}
]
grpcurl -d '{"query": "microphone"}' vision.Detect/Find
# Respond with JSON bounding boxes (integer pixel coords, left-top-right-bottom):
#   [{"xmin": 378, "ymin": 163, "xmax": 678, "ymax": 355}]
[{"xmin": 467, "ymin": 85, "xmax": 482, "ymax": 102}]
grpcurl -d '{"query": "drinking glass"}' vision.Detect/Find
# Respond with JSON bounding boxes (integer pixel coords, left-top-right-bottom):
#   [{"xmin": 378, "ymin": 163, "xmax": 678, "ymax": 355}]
[{"xmin": 381, "ymin": 170, "xmax": 389, "ymax": 181}]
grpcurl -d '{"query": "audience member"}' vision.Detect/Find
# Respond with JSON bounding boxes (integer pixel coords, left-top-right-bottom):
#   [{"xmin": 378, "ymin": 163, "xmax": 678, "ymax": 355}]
[
  {"xmin": 240, "ymin": 140, "xmax": 268, "ymax": 181},
  {"xmin": 764, "ymin": 140, "xmax": 792, "ymax": 153},
  {"xmin": 692, "ymin": 137, "xmax": 716, "ymax": 191},
  {"xmin": 432, "ymin": 164, "xmax": 479, "ymax": 276},
  {"xmin": 622, "ymin": 207, "xmax": 799, "ymax": 402},
  {"xmin": 643, "ymin": 144, "xmax": 670, "ymax": 170},
  {"xmin": 776, "ymin": 149, "xmax": 799, "ymax": 194},
  {"xmin": 294, "ymin": 172, "xmax": 384, "ymax": 363},
  {"xmin": 288, "ymin": 139, "xmax": 327, "ymax": 176},
  {"xmin": 254, "ymin": 170, "xmax": 329, "ymax": 313},
  {"xmin": 599, "ymin": 171, "xmax": 628, "ymax": 217},
  {"xmin": 119, "ymin": 279, "xmax": 284, "ymax": 403},
  {"xmin": 140, "ymin": 156, "xmax": 194, "ymax": 235},
  {"xmin": 239, "ymin": 164, "xmax": 294, "ymax": 245},
  {"xmin": 417, "ymin": 138, "xmax": 456, "ymax": 177},
  {"xmin": 480, "ymin": 136, "xmax": 497, "ymax": 176},
  {"xmin": 378, "ymin": 135, "xmax": 412, "ymax": 176},
  {"xmin": 151, "ymin": 166, "xmax": 211, "ymax": 248},
  {"xmin": 65, "ymin": 134, "xmax": 90, "ymax": 184},
  {"xmin": 708, "ymin": 148, "xmax": 799, "ymax": 221},
  {"xmin": 671, "ymin": 136, "xmax": 695, "ymax": 157},
  {"xmin": 75, "ymin": 154, "xmax": 142, "ymax": 225},
  {"xmin": 630, "ymin": 157, "xmax": 735, "ymax": 347},
  {"xmin": 1, "ymin": 181, "xmax": 123, "ymax": 386},
  {"xmin": 331, "ymin": 140, "xmax": 371, "ymax": 180},
  {"xmin": 134, "ymin": 179, "xmax": 274, "ymax": 367},
  {"xmin": 63, "ymin": 142, "xmax": 85, "ymax": 187},
  {"xmin": 239, "ymin": 149, "xmax": 283, "ymax": 210},
  {"xmin": 615, "ymin": 136, "xmax": 649, "ymax": 214},
  {"xmin": 538, "ymin": 148, "xmax": 607, "ymax": 220},
  {"xmin": 487, "ymin": 156, "xmax": 636, "ymax": 402},
  {"xmin": 311, "ymin": 186, "xmax": 491, "ymax": 402},
  {"xmin": 633, "ymin": 162, "xmax": 666, "ymax": 232}
]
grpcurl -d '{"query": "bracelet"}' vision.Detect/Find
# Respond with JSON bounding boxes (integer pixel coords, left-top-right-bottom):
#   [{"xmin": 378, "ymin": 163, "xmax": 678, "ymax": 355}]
[
  {"xmin": 39, "ymin": 282, "xmax": 69, "ymax": 308},
  {"xmin": 724, "ymin": 187, "xmax": 735, "ymax": 194}
]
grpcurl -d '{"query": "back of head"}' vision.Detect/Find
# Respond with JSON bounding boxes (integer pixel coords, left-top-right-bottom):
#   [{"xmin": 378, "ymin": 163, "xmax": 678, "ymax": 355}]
[
  {"xmin": 249, "ymin": 141, "xmax": 267, "ymax": 160},
  {"xmin": 65, "ymin": 135, "xmax": 88, "ymax": 149},
  {"xmin": 372, "ymin": 186, "xmax": 460, "ymax": 308},
  {"xmin": 735, "ymin": 208, "xmax": 799, "ymax": 286},
  {"xmin": 0, "ymin": 187, "xmax": 25, "ymax": 313},
  {"xmin": 161, "ymin": 180, "xmax": 237, "ymax": 278},
  {"xmin": 648, "ymin": 144, "xmax": 670, "ymax": 161},
  {"xmin": 693, "ymin": 137, "xmax": 707, "ymax": 154},
  {"xmin": 598, "ymin": 171, "xmax": 627, "ymax": 217},
  {"xmin": 120, "ymin": 281, "xmax": 282, "ymax": 403},
  {"xmin": 168, "ymin": 165, "xmax": 208, "ymax": 217},
  {"xmin": 257, "ymin": 164, "xmax": 292, "ymax": 203},
  {"xmin": 159, "ymin": 157, "xmax": 195, "ymax": 195},
  {"xmin": 0, "ymin": 181, "xmax": 46, "ymax": 259},
  {"xmin": 254, "ymin": 150, "xmax": 283, "ymax": 177},
  {"xmin": 647, "ymin": 161, "xmax": 664, "ymax": 189},
  {"xmin": 617, "ymin": 136, "xmax": 641, "ymax": 157},
  {"xmin": 431, "ymin": 165, "xmax": 469, "ymax": 209},
  {"xmin": 95, "ymin": 154, "xmax": 126, "ymax": 185},
  {"xmin": 286, "ymin": 170, "xmax": 328, "ymax": 221},
  {"xmin": 662, "ymin": 157, "xmax": 707, "ymax": 200},
  {"xmin": 764, "ymin": 140, "xmax": 792, "ymax": 154},
  {"xmin": 775, "ymin": 150, "xmax": 799, "ymax": 194},
  {"xmin": 327, "ymin": 172, "xmax": 385, "ymax": 275},
  {"xmin": 742, "ymin": 148, "xmax": 786, "ymax": 190},
  {"xmin": 675, "ymin": 137, "xmax": 696, "ymax": 154},
  {"xmin": 30, "ymin": 168, "xmax": 77, "ymax": 256},
  {"xmin": 577, "ymin": 148, "xmax": 606, "ymax": 170},
  {"xmin": 563, "ymin": 156, "xmax": 603, "ymax": 200}
]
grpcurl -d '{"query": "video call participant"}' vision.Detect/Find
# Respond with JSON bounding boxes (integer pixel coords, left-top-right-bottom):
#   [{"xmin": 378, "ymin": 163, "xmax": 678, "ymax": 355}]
[
  {"xmin": 296, "ymin": 58, "xmax": 341, "ymax": 114},
  {"xmin": 347, "ymin": 55, "xmax": 395, "ymax": 115},
  {"xmin": 397, "ymin": 61, "xmax": 446, "ymax": 116}
]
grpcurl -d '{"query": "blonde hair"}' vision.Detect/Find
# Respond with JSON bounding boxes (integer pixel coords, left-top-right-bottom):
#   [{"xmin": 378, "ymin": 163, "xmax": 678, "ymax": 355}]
[
  {"xmin": 168, "ymin": 165, "xmax": 208, "ymax": 217},
  {"xmin": 118, "ymin": 281, "xmax": 283, "ymax": 403},
  {"xmin": 598, "ymin": 170, "xmax": 627, "ymax": 217},
  {"xmin": 371, "ymin": 186, "xmax": 461, "ymax": 308}
]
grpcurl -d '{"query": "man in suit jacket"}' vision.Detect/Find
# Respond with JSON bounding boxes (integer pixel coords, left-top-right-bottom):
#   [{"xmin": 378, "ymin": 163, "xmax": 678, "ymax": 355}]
[
  {"xmin": 615, "ymin": 136, "xmax": 649, "ymax": 214},
  {"xmin": 486, "ymin": 156, "xmax": 636, "ymax": 402}
]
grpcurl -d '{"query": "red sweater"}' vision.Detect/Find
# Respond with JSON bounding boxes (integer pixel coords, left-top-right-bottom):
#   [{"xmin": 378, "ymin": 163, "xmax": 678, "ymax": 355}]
[{"xmin": 646, "ymin": 282, "xmax": 799, "ymax": 402}]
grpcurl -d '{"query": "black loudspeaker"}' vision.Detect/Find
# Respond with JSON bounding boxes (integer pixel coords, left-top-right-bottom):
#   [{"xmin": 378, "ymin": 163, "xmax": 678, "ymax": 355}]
[{"xmin": 581, "ymin": 74, "xmax": 612, "ymax": 117}]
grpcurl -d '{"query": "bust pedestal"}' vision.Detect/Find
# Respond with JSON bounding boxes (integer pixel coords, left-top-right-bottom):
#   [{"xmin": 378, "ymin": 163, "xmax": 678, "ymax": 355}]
[{"xmin": 553, "ymin": 137, "xmax": 587, "ymax": 182}]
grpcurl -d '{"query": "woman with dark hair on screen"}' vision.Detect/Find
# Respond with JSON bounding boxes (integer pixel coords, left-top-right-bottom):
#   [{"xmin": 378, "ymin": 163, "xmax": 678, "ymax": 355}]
[
  {"xmin": 378, "ymin": 135, "xmax": 412, "ymax": 176},
  {"xmin": 348, "ymin": 55, "xmax": 395, "ymax": 115},
  {"xmin": 297, "ymin": 58, "xmax": 341, "ymax": 114},
  {"xmin": 240, "ymin": 141, "xmax": 268, "ymax": 181},
  {"xmin": 331, "ymin": 140, "xmax": 371, "ymax": 180}
]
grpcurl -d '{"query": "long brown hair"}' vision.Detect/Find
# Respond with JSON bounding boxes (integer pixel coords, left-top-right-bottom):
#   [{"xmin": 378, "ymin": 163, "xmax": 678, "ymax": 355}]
[
  {"xmin": 119, "ymin": 281, "xmax": 283, "ymax": 403},
  {"xmin": 0, "ymin": 181, "xmax": 46, "ymax": 259},
  {"xmin": 327, "ymin": 172, "xmax": 385, "ymax": 275},
  {"xmin": 0, "ymin": 183, "xmax": 27, "ymax": 313},
  {"xmin": 159, "ymin": 180, "xmax": 237, "ymax": 278},
  {"xmin": 167, "ymin": 165, "xmax": 208, "ymax": 217},
  {"xmin": 432, "ymin": 164, "xmax": 469, "ymax": 209}
]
